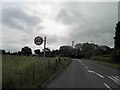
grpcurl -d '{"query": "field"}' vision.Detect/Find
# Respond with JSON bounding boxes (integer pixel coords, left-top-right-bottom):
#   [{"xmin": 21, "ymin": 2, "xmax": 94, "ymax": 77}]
[{"xmin": 2, "ymin": 55, "xmax": 71, "ymax": 88}]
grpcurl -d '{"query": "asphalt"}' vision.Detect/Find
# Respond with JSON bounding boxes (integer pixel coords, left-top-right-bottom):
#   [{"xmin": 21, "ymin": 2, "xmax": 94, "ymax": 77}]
[{"xmin": 45, "ymin": 59, "xmax": 120, "ymax": 89}]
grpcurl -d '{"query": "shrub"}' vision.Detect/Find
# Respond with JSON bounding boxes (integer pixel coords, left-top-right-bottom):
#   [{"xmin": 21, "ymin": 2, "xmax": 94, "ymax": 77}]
[{"xmin": 111, "ymin": 49, "xmax": 120, "ymax": 63}]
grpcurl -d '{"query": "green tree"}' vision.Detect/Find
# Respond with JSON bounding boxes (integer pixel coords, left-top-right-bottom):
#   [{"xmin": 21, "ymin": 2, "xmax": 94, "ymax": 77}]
[
  {"xmin": 111, "ymin": 22, "xmax": 120, "ymax": 63},
  {"xmin": 114, "ymin": 22, "xmax": 120, "ymax": 49},
  {"xmin": 21, "ymin": 46, "xmax": 32, "ymax": 56},
  {"xmin": 34, "ymin": 49, "xmax": 40, "ymax": 55}
]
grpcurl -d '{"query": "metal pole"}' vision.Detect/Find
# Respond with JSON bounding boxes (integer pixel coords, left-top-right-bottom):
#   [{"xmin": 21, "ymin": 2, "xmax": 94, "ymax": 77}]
[{"xmin": 44, "ymin": 37, "xmax": 46, "ymax": 58}]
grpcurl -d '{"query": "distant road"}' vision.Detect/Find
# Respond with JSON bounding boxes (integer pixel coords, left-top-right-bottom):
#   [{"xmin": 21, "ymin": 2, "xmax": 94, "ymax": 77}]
[{"xmin": 45, "ymin": 59, "xmax": 120, "ymax": 89}]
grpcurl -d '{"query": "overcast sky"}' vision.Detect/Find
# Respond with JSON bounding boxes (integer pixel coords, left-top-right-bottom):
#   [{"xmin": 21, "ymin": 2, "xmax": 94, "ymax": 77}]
[{"xmin": 1, "ymin": 0, "xmax": 119, "ymax": 52}]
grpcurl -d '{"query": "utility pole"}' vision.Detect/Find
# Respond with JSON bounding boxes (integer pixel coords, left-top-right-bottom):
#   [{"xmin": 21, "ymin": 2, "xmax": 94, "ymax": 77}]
[
  {"xmin": 91, "ymin": 41, "xmax": 94, "ymax": 61},
  {"xmin": 72, "ymin": 41, "xmax": 75, "ymax": 48},
  {"xmin": 44, "ymin": 37, "xmax": 46, "ymax": 58}
]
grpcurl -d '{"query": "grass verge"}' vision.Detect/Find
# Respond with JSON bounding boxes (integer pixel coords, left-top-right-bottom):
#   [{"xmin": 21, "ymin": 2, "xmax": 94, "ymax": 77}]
[
  {"xmin": 91, "ymin": 56, "xmax": 120, "ymax": 69},
  {"xmin": 95, "ymin": 61, "xmax": 120, "ymax": 70},
  {"xmin": 2, "ymin": 55, "xmax": 71, "ymax": 88}
]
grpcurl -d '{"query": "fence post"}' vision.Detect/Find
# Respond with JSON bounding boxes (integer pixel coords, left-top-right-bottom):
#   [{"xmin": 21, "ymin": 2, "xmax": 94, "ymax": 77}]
[
  {"xmin": 58, "ymin": 57, "xmax": 61, "ymax": 63},
  {"xmin": 48, "ymin": 59, "xmax": 50, "ymax": 69},
  {"xmin": 32, "ymin": 63, "xmax": 35, "ymax": 84},
  {"xmin": 54, "ymin": 58, "xmax": 58, "ymax": 71}
]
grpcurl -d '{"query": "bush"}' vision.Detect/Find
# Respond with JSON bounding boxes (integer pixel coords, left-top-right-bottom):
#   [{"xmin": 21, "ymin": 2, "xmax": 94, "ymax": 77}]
[{"xmin": 111, "ymin": 49, "xmax": 120, "ymax": 63}]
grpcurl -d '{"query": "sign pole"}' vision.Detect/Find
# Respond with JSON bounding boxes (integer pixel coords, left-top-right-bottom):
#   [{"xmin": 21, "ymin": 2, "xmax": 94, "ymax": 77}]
[{"xmin": 44, "ymin": 37, "xmax": 46, "ymax": 58}]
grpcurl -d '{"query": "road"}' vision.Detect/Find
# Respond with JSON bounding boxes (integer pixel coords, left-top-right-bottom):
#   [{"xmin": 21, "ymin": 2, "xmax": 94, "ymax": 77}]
[{"xmin": 45, "ymin": 59, "xmax": 120, "ymax": 89}]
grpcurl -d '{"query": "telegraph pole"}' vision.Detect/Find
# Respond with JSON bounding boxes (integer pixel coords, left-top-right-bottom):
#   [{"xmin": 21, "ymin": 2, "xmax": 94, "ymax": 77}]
[
  {"xmin": 44, "ymin": 37, "xmax": 46, "ymax": 58},
  {"xmin": 72, "ymin": 41, "xmax": 75, "ymax": 48}
]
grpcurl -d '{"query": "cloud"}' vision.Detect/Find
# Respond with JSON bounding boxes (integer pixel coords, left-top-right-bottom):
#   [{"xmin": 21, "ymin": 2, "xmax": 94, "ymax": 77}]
[
  {"xmin": 55, "ymin": 2, "xmax": 118, "ymax": 47},
  {"xmin": 2, "ymin": 5, "xmax": 41, "ymax": 30}
]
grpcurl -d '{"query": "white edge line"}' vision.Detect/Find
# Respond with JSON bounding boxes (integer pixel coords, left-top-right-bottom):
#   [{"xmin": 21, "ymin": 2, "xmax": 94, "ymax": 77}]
[
  {"xmin": 87, "ymin": 70, "xmax": 104, "ymax": 78},
  {"xmin": 104, "ymin": 83, "xmax": 112, "ymax": 90},
  {"xmin": 108, "ymin": 76, "xmax": 120, "ymax": 86}
]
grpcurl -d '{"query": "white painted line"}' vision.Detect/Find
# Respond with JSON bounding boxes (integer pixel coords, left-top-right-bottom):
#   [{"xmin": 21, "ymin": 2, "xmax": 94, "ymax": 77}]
[
  {"xmin": 104, "ymin": 83, "xmax": 112, "ymax": 90},
  {"xmin": 116, "ymin": 76, "xmax": 119, "ymax": 78},
  {"xmin": 87, "ymin": 70, "xmax": 104, "ymax": 78},
  {"xmin": 116, "ymin": 76, "xmax": 120, "ymax": 80},
  {"xmin": 108, "ymin": 76, "xmax": 120, "ymax": 86},
  {"xmin": 85, "ymin": 66, "xmax": 88, "ymax": 69},
  {"xmin": 112, "ymin": 76, "xmax": 119, "ymax": 81},
  {"xmin": 77, "ymin": 59, "xmax": 84, "ymax": 66}
]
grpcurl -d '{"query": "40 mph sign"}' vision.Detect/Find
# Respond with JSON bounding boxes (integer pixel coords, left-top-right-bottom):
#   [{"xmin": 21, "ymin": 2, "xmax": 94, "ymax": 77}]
[{"xmin": 34, "ymin": 36, "xmax": 43, "ymax": 45}]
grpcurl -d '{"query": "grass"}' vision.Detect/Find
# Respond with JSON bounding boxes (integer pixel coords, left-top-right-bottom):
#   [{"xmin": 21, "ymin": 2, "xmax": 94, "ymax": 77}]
[
  {"xmin": 2, "ymin": 55, "xmax": 71, "ymax": 88},
  {"xmin": 91, "ymin": 55, "xmax": 120, "ymax": 69},
  {"xmin": 95, "ymin": 60, "xmax": 120, "ymax": 69}
]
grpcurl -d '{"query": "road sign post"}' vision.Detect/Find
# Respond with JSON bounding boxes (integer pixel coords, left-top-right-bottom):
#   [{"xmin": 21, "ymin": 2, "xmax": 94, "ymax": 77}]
[
  {"xmin": 34, "ymin": 36, "xmax": 46, "ymax": 58},
  {"xmin": 44, "ymin": 37, "xmax": 46, "ymax": 58}
]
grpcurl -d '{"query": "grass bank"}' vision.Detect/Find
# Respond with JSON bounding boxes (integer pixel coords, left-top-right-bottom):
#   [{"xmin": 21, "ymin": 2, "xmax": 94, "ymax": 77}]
[
  {"xmin": 2, "ymin": 55, "xmax": 71, "ymax": 88},
  {"xmin": 91, "ymin": 55, "xmax": 120, "ymax": 69}
]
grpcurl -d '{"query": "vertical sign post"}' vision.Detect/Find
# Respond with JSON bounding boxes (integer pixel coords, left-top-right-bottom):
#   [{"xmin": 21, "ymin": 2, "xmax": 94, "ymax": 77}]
[{"xmin": 44, "ymin": 37, "xmax": 46, "ymax": 58}]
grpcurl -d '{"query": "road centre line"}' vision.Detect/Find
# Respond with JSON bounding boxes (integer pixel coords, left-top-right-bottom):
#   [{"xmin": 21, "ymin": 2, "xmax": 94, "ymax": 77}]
[
  {"xmin": 85, "ymin": 66, "xmax": 88, "ymax": 69},
  {"xmin": 104, "ymin": 83, "xmax": 112, "ymax": 90},
  {"xmin": 76, "ymin": 59, "xmax": 89, "ymax": 70},
  {"xmin": 87, "ymin": 70, "xmax": 104, "ymax": 78},
  {"xmin": 77, "ymin": 59, "xmax": 104, "ymax": 79},
  {"xmin": 108, "ymin": 76, "xmax": 120, "ymax": 86},
  {"xmin": 77, "ymin": 59, "xmax": 84, "ymax": 65}
]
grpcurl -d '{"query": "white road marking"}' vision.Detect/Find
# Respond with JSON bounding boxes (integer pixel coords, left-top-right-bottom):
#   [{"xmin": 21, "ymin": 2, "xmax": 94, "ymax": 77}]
[
  {"xmin": 85, "ymin": 66, "xmax": 88, "ymax": 69},
  {"xmin": 116, "ymin": 76, "xmax": 120, "ymax": 80},
  {"xmin": 104, "ymin": 83, "xmax": 112, "ymax": 90},
  {"xmin": 77, "ymin": 59, "xmax": 84, "ymax": 65},
  {"xmin": 116, "ymin": 76, "xmax": 119, "ymax": 78},
  {"xmin": 108, "ymin": 76, "xmax": 120, "ymax": 86},
  {"xmin": 112, "ymin": 76, "xmax": 119, "ymax": 81},
  {"xmin": 87, "ymin": 70, "xmax": 104, "ymax": 78}
]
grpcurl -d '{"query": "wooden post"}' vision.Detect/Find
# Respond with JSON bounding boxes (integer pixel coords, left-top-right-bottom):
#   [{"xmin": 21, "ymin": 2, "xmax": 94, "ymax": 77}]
[
  {"xmin": 48, "ymin": 59, "xmax": 50, "ymax": 69},
  {"xmin": 32, "ymin": 63, "xmax": 35, "ymax": 84}
]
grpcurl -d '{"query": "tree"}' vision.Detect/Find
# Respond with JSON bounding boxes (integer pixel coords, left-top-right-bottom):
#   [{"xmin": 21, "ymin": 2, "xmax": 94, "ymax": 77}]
[
  {"xmin": 112, "ymin": 22, "xmax": 120, "ymax": 63},
  {"xmin": 59, "ymin": 46, "xmax": 73, "ymax": 57},
  {"xmin": 18, "ymin": 51, "xmax": 21, "ymax": 55},
  {"xmin": 114, "ymin": 22, "xmax": 120, "ymax": 49},
  {"xmin": 1, "ymin": 50, "xmax": 6, "ymax": 54},
  {"xmin": 34, "ymin": 49, "xmax": 40, "ymax": 55},
  {"xmin": 95, "ymin": 45, "xmax": 111, "ymax": 55},
  {"xmin": 75, "ymin": 43, "xmax": 82, "ymax": 51},
  {"xmin": 21, "ymin": 46, "xmax": 32, "ymax": 56}
]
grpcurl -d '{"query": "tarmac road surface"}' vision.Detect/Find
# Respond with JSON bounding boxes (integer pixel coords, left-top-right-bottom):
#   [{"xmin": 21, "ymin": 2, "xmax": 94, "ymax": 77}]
[{"xmin": 45, "ymin": 59, "xmax": 120, "ymax": 89}]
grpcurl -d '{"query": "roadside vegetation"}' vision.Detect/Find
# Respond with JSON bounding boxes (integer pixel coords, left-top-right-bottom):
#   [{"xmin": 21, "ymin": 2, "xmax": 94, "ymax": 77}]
[
  {"xmin": 91, "ymin": 22, "xmax": 120, "ymax": 67},
  {"xmin": 91, "ymin": 55, "xmax": 120, "ymax": 69},
  {"xmin": 2, "ymin": 55, "xmax": 71, "ymax": 88}
]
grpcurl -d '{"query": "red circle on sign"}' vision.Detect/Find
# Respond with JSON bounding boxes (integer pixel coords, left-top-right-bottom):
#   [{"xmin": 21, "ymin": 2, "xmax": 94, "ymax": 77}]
[{"xmin": 34, "ymin": 36, "xmax": 43, "ymax": 45}]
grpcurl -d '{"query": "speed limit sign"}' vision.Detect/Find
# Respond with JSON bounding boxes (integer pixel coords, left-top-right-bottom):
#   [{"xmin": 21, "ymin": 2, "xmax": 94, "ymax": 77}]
[{"xmin": 34, "ymin": 36, "xmax": 43, "ymax": 45}]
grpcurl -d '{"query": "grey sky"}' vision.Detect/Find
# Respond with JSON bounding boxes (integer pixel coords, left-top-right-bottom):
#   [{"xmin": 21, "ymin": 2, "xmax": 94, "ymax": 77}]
[{"xmin": 1, "ymin": 1, "xmax": 118, "ymax": 52}]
